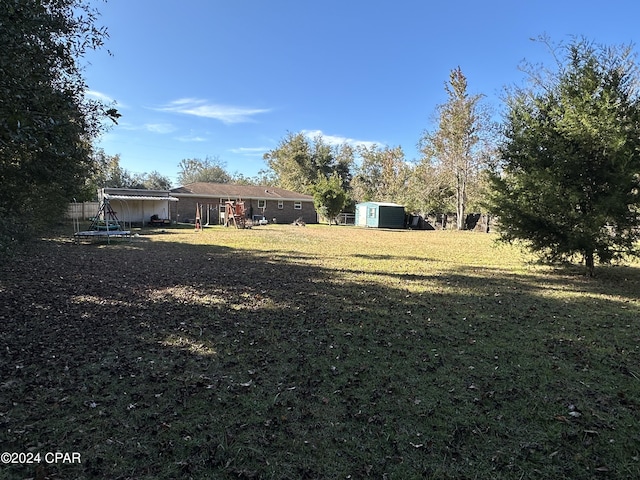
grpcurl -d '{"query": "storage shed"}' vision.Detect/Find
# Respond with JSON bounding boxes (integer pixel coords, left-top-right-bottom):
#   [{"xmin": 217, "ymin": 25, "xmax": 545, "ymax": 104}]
[{"xmin": 355, "ymin": 202, "xmax": 406, "ymax": 229}]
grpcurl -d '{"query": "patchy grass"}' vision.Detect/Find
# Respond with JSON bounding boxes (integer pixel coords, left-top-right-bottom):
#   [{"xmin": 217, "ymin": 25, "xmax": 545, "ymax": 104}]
[{"xmin": 1, "ymin": 225, "xmax": 639, "ymax": 479}]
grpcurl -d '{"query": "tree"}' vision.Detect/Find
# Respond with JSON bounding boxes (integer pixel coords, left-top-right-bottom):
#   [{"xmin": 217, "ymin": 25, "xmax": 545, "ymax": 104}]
[
  {"xmin": 420, "ymin": 67, "xmax": 489, "ymax": 228},
  {"xmin": 93, "ymin": 151, "xmax": 130, "ymax": 189},
  {"xmin": 404, "ymin": 161, "xmax": 455, "ymax": 214},
  {"xmin": 138, "ymin": 171, "xmax": 172, "ymax": 190},
  {"xmin": 177, "ymin": 156, "xmax": 231, "ymax": 185},
  {"xmin": 263, "ymin": 132, "xmax": 353, "ymax": 195},
  {"xmin": 487, "ymin": 38, "xmax": 640, "ymax": 275},
  {"xmin": 230, "ymin": 169, "xmax": 278, "ymax": 186},
  {"xmin": 351, "ymin": 145, "xmax": 410, "ymax": 204},
  {"xmin": 313, "ymin": 173, "xmax": 348, "ymax": 225},
  {"xmin": 82, "ymin": 150, "xmax": 173, "ymax": 197},
  {"xmin": 0, "ymin": 0, "xmax": 117, "ymax": 250}
]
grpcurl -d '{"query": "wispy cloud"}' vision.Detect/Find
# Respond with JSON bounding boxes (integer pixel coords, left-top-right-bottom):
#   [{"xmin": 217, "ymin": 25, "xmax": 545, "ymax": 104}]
[
  {"xmin": 156, "ymin": 98, "xmax": 270, "ymax": 124},
  {"xmin": 177, "ymin": 134, "xmax": 207, "ymax": 142},
  {"xmin": 144, "ymin": 123, "xmax": 176, "ymax": 134},
  {"xmin": 302, "ymin": 129, "xmax": 378, "ymax": 149},
  {"xmin": 86, "ymin": 90, "xmax": 126, "ymax": 108},
  {"xmin": 229, "ymin": 147, "xmax": 270, "ymax": 156},
  {"xmin": 86, "ymin": 90, "xmax": 114, "ymax": 102}
]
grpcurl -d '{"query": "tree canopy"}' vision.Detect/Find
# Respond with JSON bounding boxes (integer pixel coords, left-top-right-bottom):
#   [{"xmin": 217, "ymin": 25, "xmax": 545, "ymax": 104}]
[
  {"xmin": 0, "ymin": 0, "xmax": 117, "ymax": 251},
  {"xmin": 351, "ymin": 145, "xmax": 409, "ymax": 204},
  {"xmin": 263, "ymin": 132, "xmax": 353, "ymax": 195},
  {"xmin": 177, "ymin": 156, "xmax": 232, "ymax": 185},
  {"xmin": 487, "ymin": 38, "xmax": 640, "ymax": 275}
]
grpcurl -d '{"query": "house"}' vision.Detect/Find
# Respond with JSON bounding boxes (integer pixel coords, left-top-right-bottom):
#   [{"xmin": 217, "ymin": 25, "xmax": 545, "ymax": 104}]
[
  {"xmin": 355, "ymin": 202, "xmax": 406, "ymax": 229},
  {"xmin": 98, "ymin": 188, "xmax": 179, "ymax": 226},
  {"xmin": 170, "ymin": 183, "xmax": 317, "ymax": 225}
]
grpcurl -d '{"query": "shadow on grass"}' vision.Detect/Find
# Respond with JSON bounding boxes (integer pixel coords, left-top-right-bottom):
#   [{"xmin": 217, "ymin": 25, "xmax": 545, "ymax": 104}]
[{"xmin": 1, "ymin": 235, "xmax": 639, "ymax": 479}]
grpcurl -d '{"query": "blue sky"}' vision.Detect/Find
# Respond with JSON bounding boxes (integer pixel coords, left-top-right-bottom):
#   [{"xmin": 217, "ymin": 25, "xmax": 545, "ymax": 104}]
[{"xmin": 84, "ymin": 0, "xmax": 640, "ymax": 186}]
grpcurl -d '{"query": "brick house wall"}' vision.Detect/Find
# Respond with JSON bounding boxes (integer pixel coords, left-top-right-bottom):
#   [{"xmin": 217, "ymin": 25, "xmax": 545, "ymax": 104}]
[{"xmin": 171, "ymin": 196, "xmax": 317, "ymax": 225}]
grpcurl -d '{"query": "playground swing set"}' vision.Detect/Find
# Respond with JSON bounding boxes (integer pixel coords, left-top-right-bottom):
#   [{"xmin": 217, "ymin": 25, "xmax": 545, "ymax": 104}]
[
  {"xmin": 194, "ymin": 199, "xmax": 249, "ymax": 232},
  {"xmin": 73, "ymin": 198, "xmax": 131, "ymax": 243}
]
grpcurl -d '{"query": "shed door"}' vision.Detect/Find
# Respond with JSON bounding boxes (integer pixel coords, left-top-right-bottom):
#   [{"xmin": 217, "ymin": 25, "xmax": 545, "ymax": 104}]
[{"xmin": 358, "ymin": 206, "xmax": 367, "ymax": 226}]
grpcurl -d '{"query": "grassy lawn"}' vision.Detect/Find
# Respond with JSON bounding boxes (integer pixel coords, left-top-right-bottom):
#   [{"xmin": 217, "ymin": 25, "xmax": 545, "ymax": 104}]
[{"xmin": 1, "ymin": 225, "xmax": 639, "ymax": 479}]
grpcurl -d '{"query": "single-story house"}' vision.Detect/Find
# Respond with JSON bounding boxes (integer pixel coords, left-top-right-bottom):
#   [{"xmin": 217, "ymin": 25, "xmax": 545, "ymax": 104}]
[
  {"xmin": 170, "ymin": 183, "xmax": 317, "ymax": 225},
  {"xmin": 98, "ymin": 188, "xmax": 178, "ymax": 226},
  {"xmin": 355, "ymin": 202, "xmax": 406, "ymax": 229}
]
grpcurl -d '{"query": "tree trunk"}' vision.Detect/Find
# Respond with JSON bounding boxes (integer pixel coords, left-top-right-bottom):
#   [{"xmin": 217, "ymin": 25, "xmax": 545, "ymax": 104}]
[
  {"xmin": 456, "ymin": 176, "xmax": 466, "ymax": 230},
  {"xmin": 585, "ymin": 250, "xmax": 595, "ymax": 277}
]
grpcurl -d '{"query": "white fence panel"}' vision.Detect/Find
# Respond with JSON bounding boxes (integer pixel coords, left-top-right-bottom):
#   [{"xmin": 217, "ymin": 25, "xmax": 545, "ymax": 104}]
[{"xmin": 66, "ymin": 202, "xmax": 99, "ymax": 220}]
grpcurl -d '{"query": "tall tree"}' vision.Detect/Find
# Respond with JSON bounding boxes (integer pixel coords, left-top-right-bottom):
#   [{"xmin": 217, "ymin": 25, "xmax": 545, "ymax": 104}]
[
  {"xmin": 0, "ymin": 0, "xmax": 117, "ymax": 250},
  {"xmin": 263, "ymin": 132, "xmax": 313, "ymax": 193},
  {"xmin": 138, "ymin": 171, "xmax": 172, "ymax": 190},
  {"xmin": 263, "ymin": 132, "xmax": 353, "ymax": 195},
  {"xmin": 404, "ymin": 161, "xmax": 455, "ymax": 214},
  {"xmin": 85, "ymin": 150, "xmax": 172, "ymax": 194},
  {"xmin": 351, "ymin": 145, "xmax": 409, "ymax": 204},
  {"xmin": 177, "ymin": 156, "xmax": 231, "ymax": 185},
  {"xmin": 230, "ymin": 169, "xmax": 278, "ymax": 186},
  {"xmin": 420, "ymin": 67, "xmax": 488, "ymax": 228},
  {"xmin": 487, "ymin": 38, "xmax": 640, "ymax": 275},
  {"xmin": 93, "ymin": 150, "xmax": 129, "ymax": 189}
]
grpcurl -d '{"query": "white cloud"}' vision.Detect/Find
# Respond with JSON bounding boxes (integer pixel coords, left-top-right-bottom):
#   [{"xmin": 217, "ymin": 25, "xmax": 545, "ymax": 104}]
[
  {"xmin": 85, "ymin": 90, "xmax": 126, "ymax": 108},
  {"xmin": 86, "ymin": 90, "xmax": 114, "ymax": 102},
  {"xmin": 229, "ymin": 147, "xmax": 269, "ymax": 156},
  {"xmin": 177, "ymin": 134, "xmax": 207, "ymax": 142},
  {"xmin": 144, "ymin": 123, "xmax": 176, "ymax": 134},
  {"xmin": 156, "ymin": 98, "xmax": 270, "ymax": 124},
  {"xmin": 302, "ymin": 129, "xmax": 378, "ymax": 150}
]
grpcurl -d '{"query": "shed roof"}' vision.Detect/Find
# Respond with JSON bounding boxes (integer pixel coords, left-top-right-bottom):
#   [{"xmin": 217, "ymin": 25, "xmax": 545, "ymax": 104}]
[
  {"xmin": 100, "ymin": 188, "xmax": 178, "ymax": 202},
  {"xmin": 357, "ymin": 201, "xmax": 405, "ymax": 207},
  {"xmin": 171, "ymin": 182, "xmax": 313, "ymax": 201},
  {"xmin": 105, "ymin": 194, "xmax": 178, "ymax": 202}
]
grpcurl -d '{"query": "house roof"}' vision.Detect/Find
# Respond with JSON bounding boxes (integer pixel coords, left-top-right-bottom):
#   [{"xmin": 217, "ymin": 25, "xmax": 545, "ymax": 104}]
[{"xmin": 171, "ymin": 182, "xmax": 313, "ymax": 201}]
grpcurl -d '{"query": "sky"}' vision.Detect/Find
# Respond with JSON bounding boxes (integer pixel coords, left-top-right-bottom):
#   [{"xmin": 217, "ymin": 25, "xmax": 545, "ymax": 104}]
[{"xmin": 83, "ymin": 0, "xmax": 640, "ymax": 187}]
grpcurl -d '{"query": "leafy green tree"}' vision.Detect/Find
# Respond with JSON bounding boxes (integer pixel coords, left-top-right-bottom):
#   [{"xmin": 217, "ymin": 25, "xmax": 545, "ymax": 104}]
[
  {"xmin": 95, "ymin": 151, "xmax": 130, "ymax": 189},
  {"xmin": 487, "ymin": 38, "xmax": 640, "ymax": 275},
  {"xmin": 231, "ymin": 168, "xmax": 278, "ymax": 186},
  {"xmin": 0, "ymin": 0, "xmax": 117, "ymax": 250},
  {"xmin": 404, "ymin": 161, "xmax": 455, "ymax": 214},
  {"xmin": 137, "ymin": 171, "xmax": 172, "ymax": 190},
  {"xmin": 313, "ymin": 173, "xmax": 348, "ymax": 225},
  {"xmin": 351, "ymin": 145, "xmax": 409, "ymax": 204},
  {"xmin": 83, "ymin": 150, "xmax": 173, "ymax": 197},
  {"xmin": 420, "ymin": 67, "xmax": 490, "ymax": 228},
  {"xmin": 177, "ymin": 156, "xmax": 231, "ymax": 185},
  {"xmin": 264, "ymin": 132, "xmax": 353, "ymax": 195}
]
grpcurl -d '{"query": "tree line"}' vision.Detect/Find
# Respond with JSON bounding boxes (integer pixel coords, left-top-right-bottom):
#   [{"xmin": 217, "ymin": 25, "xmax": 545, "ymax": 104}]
[{"xmin": 2, "ymin": 1, "xmax": 639, "ymax": 273}]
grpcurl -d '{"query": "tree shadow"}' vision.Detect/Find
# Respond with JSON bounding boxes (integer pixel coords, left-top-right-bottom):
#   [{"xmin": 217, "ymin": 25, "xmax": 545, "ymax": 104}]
[{"xmin": 1, "ymin": 235, "xmax": 639, "ymax": 479}]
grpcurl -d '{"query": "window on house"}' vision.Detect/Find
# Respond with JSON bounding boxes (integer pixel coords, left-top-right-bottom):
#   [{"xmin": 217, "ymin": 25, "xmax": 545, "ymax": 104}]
[
  {"xmin": 278, "ymin": 200, "xmax": 284, "ymax": 209},
  {"xmin": 258, "ymin": 200, "xmax": 266, "ymax": 209},
  {"xmin": 294, "ymin": 201, "xmax": 302, "ymax": 210},
  {"xmin": 368, "ymin": 207, "xmax": 377, "ymax": 218}
]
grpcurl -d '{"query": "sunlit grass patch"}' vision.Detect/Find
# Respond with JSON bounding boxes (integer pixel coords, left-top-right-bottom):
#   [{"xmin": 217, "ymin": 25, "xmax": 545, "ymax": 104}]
[{"xmin": 159, "ymin": 335, "xmax": 217, "ymax": 356}]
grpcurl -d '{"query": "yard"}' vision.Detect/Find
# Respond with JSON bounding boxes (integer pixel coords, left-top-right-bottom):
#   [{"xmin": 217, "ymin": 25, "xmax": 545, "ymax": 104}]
[{"xmin": 1, "ymin": 225, "xmax": 639, "ymax": 479}]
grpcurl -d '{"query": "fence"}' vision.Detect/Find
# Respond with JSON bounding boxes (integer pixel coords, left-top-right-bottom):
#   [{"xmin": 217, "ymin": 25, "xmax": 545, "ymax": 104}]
[
  {"xmin": 66, "ymin": 202, "xmax": 100, "ymax": 220},
  {"xmin": 336, "ymin": 213, "xmax": 355, "ymax": 225},
  {"xmin": 417, "ymin": 213, "xmax": 494, "ymax": 232}
]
